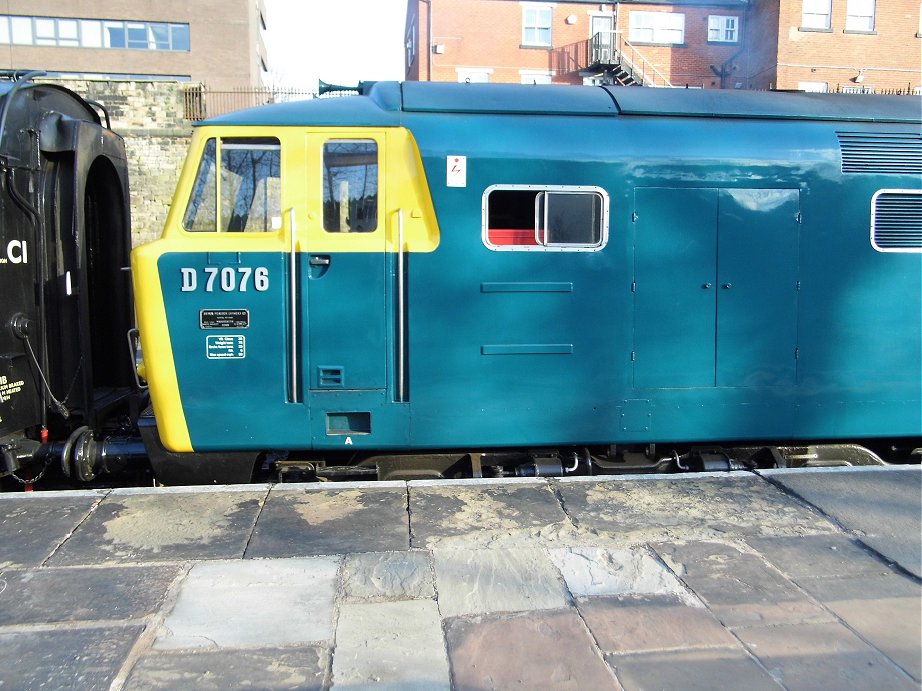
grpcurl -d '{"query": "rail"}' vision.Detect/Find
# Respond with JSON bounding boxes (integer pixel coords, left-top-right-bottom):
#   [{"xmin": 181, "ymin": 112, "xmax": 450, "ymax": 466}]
[
  {"xmin": 591, "ymin": 31, "xmax": 673, "ymax": 88},
  {"xmin": 183, "ymin": 85, "xmax": 315, "ymax": 120}
]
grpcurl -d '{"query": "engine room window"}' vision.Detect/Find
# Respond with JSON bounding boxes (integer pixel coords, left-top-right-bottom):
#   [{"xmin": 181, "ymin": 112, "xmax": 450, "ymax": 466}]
[
  {"xmin": 183, "ymin": 137, "xmax": 281, "ymax": 232},
  {"xmin": 483, "ymin": 185, "xmax": 608, "ymax": 251},
  {"xmin": 323, "ymin": 140, "xmax": 378, "ymax": 232}
]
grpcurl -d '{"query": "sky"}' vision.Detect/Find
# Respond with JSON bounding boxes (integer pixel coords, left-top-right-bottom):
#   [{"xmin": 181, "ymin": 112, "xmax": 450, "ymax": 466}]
[{"xmin": 263, "ymin": 0, "xmax": 408, "ymax": 92}]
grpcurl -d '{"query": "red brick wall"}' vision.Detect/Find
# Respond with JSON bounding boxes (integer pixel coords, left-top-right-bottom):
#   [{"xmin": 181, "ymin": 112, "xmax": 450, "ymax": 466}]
[
  {"xmin": 405, "ymin": 0, "xmax": 921, "ymax": 93},
  {"xmin": 407, "ymin": 1, "xmax": 748, "ymax": 87},
  {"xmin": 764, "ymin": 0, "xmax": 921, "ymax": 91},
  {"xmin": 421, "ymin": 0, "xmax": 617, "ymax": 84},
  {"xmin": 615, "ymin": 4, "xmax": 746, "ymax": 88}
]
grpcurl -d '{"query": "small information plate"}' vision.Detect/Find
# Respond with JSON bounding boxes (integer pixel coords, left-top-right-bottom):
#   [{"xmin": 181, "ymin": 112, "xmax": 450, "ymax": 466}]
[
  {"xmin": 201, "ymin": 309, "xmax": 249, "ymax": 329},
  {"xmin": 447, "ymin": 155, "xmax": 467, "ymax": 188},
  {"xmin": 206, "ymin": 335, "xmax": 246, "ymax": 359}
]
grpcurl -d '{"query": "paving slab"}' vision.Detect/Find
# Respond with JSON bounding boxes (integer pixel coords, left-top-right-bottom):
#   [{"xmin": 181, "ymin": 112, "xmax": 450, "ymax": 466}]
[
  {"xmin": 794, "ymin": 573, "xmax": 922, "ymax": 681},
  {"xmin": 49, "ymin": 487, "xmax": 265, "ymax": 565},
  {"xmin": 408, "ymin": 479, "xmax": 573, "ymax": 549},
  {"xmin": 745, "ymin": 534, "xmax": 894, "ymax": 580},
  {"xmin": 246, "ymin": 484, "xmax": 409, "ymax": 557},
  {"xmin": 433, "ymin": 547, "xmax": 570, "ymax": 617},
  {"xmin": 761, "ymin": 467, "xmax": 922, "ymax": 577},
  {"xmin": 332, "ymin": 599, "xmax": 450, "ymax": 690},
  {"xmin": 608, "ymin": 648, "xmax": 781, "ymax": 691},
  {"xmin": 445, "ymin": 609, "xmax": 618, "ymax": 689},
  {"xmin": 0, "ymin": 625, "xmax": 143, "ymax": 690},
  {"xmin": 0, "ymin": 491, "xmax": 106, "ymax": 568},
  {"xmin": 554, "ymin": 474, "xmax": 837, "ymax": 545},
  {"xmin": 341, "ymin": 550, "xmax": 435, "ymax": 602},
  {"xmin": 549, "ymin": 546, "xmax": 699, "ymax": 604},
  {"xmin": 124, "ymin": 647, "xmax": 330, "ymax": 690},
  {"xmin": 578, "ymin": 595, "xmax": 737, "ymax": 654},
  {"xmin": 655, "ymin": 541, "xmax": 833, "ymax": 628},
  {"xmin": 736, "ymin": 621, "xmax": 918, "ymax": 690},
  {"xmin": 154, "ymin": 557, "xmax": 340, "ymax": 650},
  {"xmin": 0, "ymin": 564, "xmax": 180, "ymax": 625}
]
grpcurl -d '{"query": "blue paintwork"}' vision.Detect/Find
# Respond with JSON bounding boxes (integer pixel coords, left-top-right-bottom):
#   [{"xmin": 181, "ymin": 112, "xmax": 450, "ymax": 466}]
[{"xmin": 165, "ymin": 83, "xmax": 921, "ymax": 452}]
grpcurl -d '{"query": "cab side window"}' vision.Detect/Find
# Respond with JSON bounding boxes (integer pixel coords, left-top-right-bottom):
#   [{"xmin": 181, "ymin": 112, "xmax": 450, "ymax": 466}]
[
  {"xmin": 183, "ymin": 137, "xmax": 281, "ymax": 232},
  {"xmin": 483, "ymin": 185, "xmax": 608, "ymax": 251},
  {"xmin": 323, "ymin": 140, "xmax": 378, "ymax": 232}
]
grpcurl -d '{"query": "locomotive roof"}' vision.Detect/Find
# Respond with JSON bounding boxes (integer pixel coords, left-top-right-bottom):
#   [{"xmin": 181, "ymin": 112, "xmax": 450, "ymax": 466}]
[{"xmin": 202, "ymin": 81, "xmax": 921, "ymax": 128}]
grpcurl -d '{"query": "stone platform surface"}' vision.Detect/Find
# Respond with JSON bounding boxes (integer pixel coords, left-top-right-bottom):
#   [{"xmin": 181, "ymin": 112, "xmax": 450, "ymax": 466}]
[{"xmin": 0, "ymin": 466, "xmax": 919, "ymax": 690}]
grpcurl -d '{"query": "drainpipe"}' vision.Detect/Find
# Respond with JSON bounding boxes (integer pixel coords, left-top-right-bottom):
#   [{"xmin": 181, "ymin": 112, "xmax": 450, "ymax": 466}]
[
  {"xmin": 709, "ymin": 3, "xmax": 751, "ymax": 89},
  {"xmin": 420, "ymin": 0, "xmax": 432, "ymax": 81}
]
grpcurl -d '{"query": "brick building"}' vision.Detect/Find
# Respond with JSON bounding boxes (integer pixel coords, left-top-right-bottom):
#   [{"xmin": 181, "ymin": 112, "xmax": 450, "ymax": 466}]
[
  {"xmin": 0, "ymin": 0, "xmax": 269, "ymax": 89},
  {"xmin": 405, "ymin": 0, "xmax": 921, "ymax": 92},
  {"xmin": 748, "ymin": 0, "xmax": 922, "ymax": 92}
]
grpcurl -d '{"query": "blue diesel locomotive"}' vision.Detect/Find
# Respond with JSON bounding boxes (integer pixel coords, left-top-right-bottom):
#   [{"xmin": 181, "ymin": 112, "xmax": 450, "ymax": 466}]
[{"xmin": 128, "ymin": 82, "xmax": 921, "ymax": 483}]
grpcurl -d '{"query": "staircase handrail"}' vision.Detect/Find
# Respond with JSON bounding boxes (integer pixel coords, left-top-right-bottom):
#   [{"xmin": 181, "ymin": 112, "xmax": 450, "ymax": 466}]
[{"xmin": 591, "ymin": 30, "xmax": 673, "ymax": 88}]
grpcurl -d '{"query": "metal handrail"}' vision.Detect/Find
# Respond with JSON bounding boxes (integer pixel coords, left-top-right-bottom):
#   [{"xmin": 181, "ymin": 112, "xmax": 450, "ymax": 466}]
[{"xmin": 590, "ymin": 31, "xmax": 673, "ymax": 88}]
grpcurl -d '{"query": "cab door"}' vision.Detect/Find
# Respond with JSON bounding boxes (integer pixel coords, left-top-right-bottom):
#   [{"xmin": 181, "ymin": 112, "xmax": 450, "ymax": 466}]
[{"xmin": 303, "ymin": 131, "xmax": 400, "ymax": 447}]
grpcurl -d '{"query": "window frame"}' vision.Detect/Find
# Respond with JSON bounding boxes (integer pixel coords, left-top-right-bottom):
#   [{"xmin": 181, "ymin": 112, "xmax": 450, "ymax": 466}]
[
  {"xmin": 798, "ymin": 81, "xmax": 829, "ymax": 93},
  {"xmin": 482, "ymin": 184, "xmax": 609, "ymax": 253},
  {"xmin": 845, "ymin": 0, "xmax": 876, "ymax": 32},
  {"xmin": 521, "ymin": 3, "xmax": 554, "ymax": 48},
  {"xmin": 0, "ymin": 14, "xmax": 190, "ymax": 51},
  {"xmin": 321, "ymin": 139, "xmax": 379, "ymax": 234},
  {"xmin": 182, "ymin": 136, "xmax": 283, "ymax": 234},
  {"xmin": 801, "ymin": 0, "xmax": 832, "ymax": 30},
  {"xmin": 707, "ymin": 15, "xmax": 739, "ymax": 43},
  {"xmin": 628, "ymin": 11, "xmax": 686, "ymax": 45},
  {"xmin": 519, "ymin": 69, "xmax": 553, "ymax": 84},
  {"xmin": 456, "ymin": 67, "xmax": 493, "ymax": 83}
]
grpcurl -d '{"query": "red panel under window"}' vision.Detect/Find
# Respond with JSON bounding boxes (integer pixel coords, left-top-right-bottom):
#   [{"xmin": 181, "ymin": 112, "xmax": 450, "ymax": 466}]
[{"xmin": 487, "ymin": 228, "xmax": 538, "ymax": 246}]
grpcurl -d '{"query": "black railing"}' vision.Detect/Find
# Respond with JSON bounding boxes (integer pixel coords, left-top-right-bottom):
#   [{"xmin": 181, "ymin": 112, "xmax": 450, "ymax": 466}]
[{"xmin": 183, "ymin": 85, "xmax": 316, "ymax": 121}]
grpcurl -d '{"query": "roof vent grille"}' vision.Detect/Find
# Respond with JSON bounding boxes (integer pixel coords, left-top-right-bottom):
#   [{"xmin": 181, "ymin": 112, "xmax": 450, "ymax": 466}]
[{"xmin": 837, "ymin": 132, "xmax": 922, "ymax": 174}]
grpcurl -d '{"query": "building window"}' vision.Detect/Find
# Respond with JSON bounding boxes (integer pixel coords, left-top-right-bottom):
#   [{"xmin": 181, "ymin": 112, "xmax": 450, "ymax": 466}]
[
  {"xmin": 845, "ymin": 0, "xmax": 875, "ymax": 31},
  {"xmin": 802, "ymin": 0, "xmax": 832, "ymax": 30},
  {"xmin": 483, "ymin": 185, "xmax": 609, "ymax": 252},
  {"xmin": 708, "ymin": 15, "xmax": 739, "ymax": 43},
  {"xmin": 628, "ymin": 11, "xmax": 685, "ymax": 45},
  {"xmin": 520, "ymin": 70, "xmax": 553, "ymax": 84},
  {"xmin": 323, "ymin": 141, "xmax": 378, "ymax": 233},
  {"xmin": 456, "ymin": 68, "xmax": 492, "ymax": 83},
  {"xmin": 798, "ymin": 81, "xmax": 829, "ymax": 92},
  {"xmin": 0, "ymin": 15, "xmax": 190, "ymax": 51},
  {"xmin": 522, "ymin": 4, "xmax": 553, "ymax": 47}
]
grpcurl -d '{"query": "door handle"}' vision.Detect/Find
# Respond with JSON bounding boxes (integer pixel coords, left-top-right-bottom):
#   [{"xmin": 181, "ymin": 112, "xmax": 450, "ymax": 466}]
[{"xmin": 309, "ymin": 255, "xmax": 330, "ymax": 266}]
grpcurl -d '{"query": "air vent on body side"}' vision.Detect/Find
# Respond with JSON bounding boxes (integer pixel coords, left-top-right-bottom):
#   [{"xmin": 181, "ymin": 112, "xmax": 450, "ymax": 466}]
[
  {"xmin": 871, "ymin": 190, "xmax": 922, "ymax": 252},
  {"xmin": 837, "ymin": 132, "xmax": 922, "ymax": 175}
]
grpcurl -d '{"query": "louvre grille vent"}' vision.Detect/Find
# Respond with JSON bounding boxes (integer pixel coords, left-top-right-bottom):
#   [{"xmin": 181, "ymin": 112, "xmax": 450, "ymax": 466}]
[
  {"xmin": 837, "ymin": 132, "xmax": 922, "ymax": 174},
  {"xmin": 871, "ymin": 191, "xmax": 922, "ymax": 252}
]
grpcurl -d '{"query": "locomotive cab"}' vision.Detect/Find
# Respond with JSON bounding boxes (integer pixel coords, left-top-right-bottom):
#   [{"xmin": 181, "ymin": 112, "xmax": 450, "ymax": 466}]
[{"xmin": 132, "ymin": 110, "xmax": 439, "ymax": 482}]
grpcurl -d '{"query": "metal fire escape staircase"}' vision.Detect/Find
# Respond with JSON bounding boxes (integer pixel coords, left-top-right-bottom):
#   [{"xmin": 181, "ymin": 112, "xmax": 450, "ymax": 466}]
[{"xmin": 578, "ymin": 31, "xmax": 673, "ymax": 88}]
